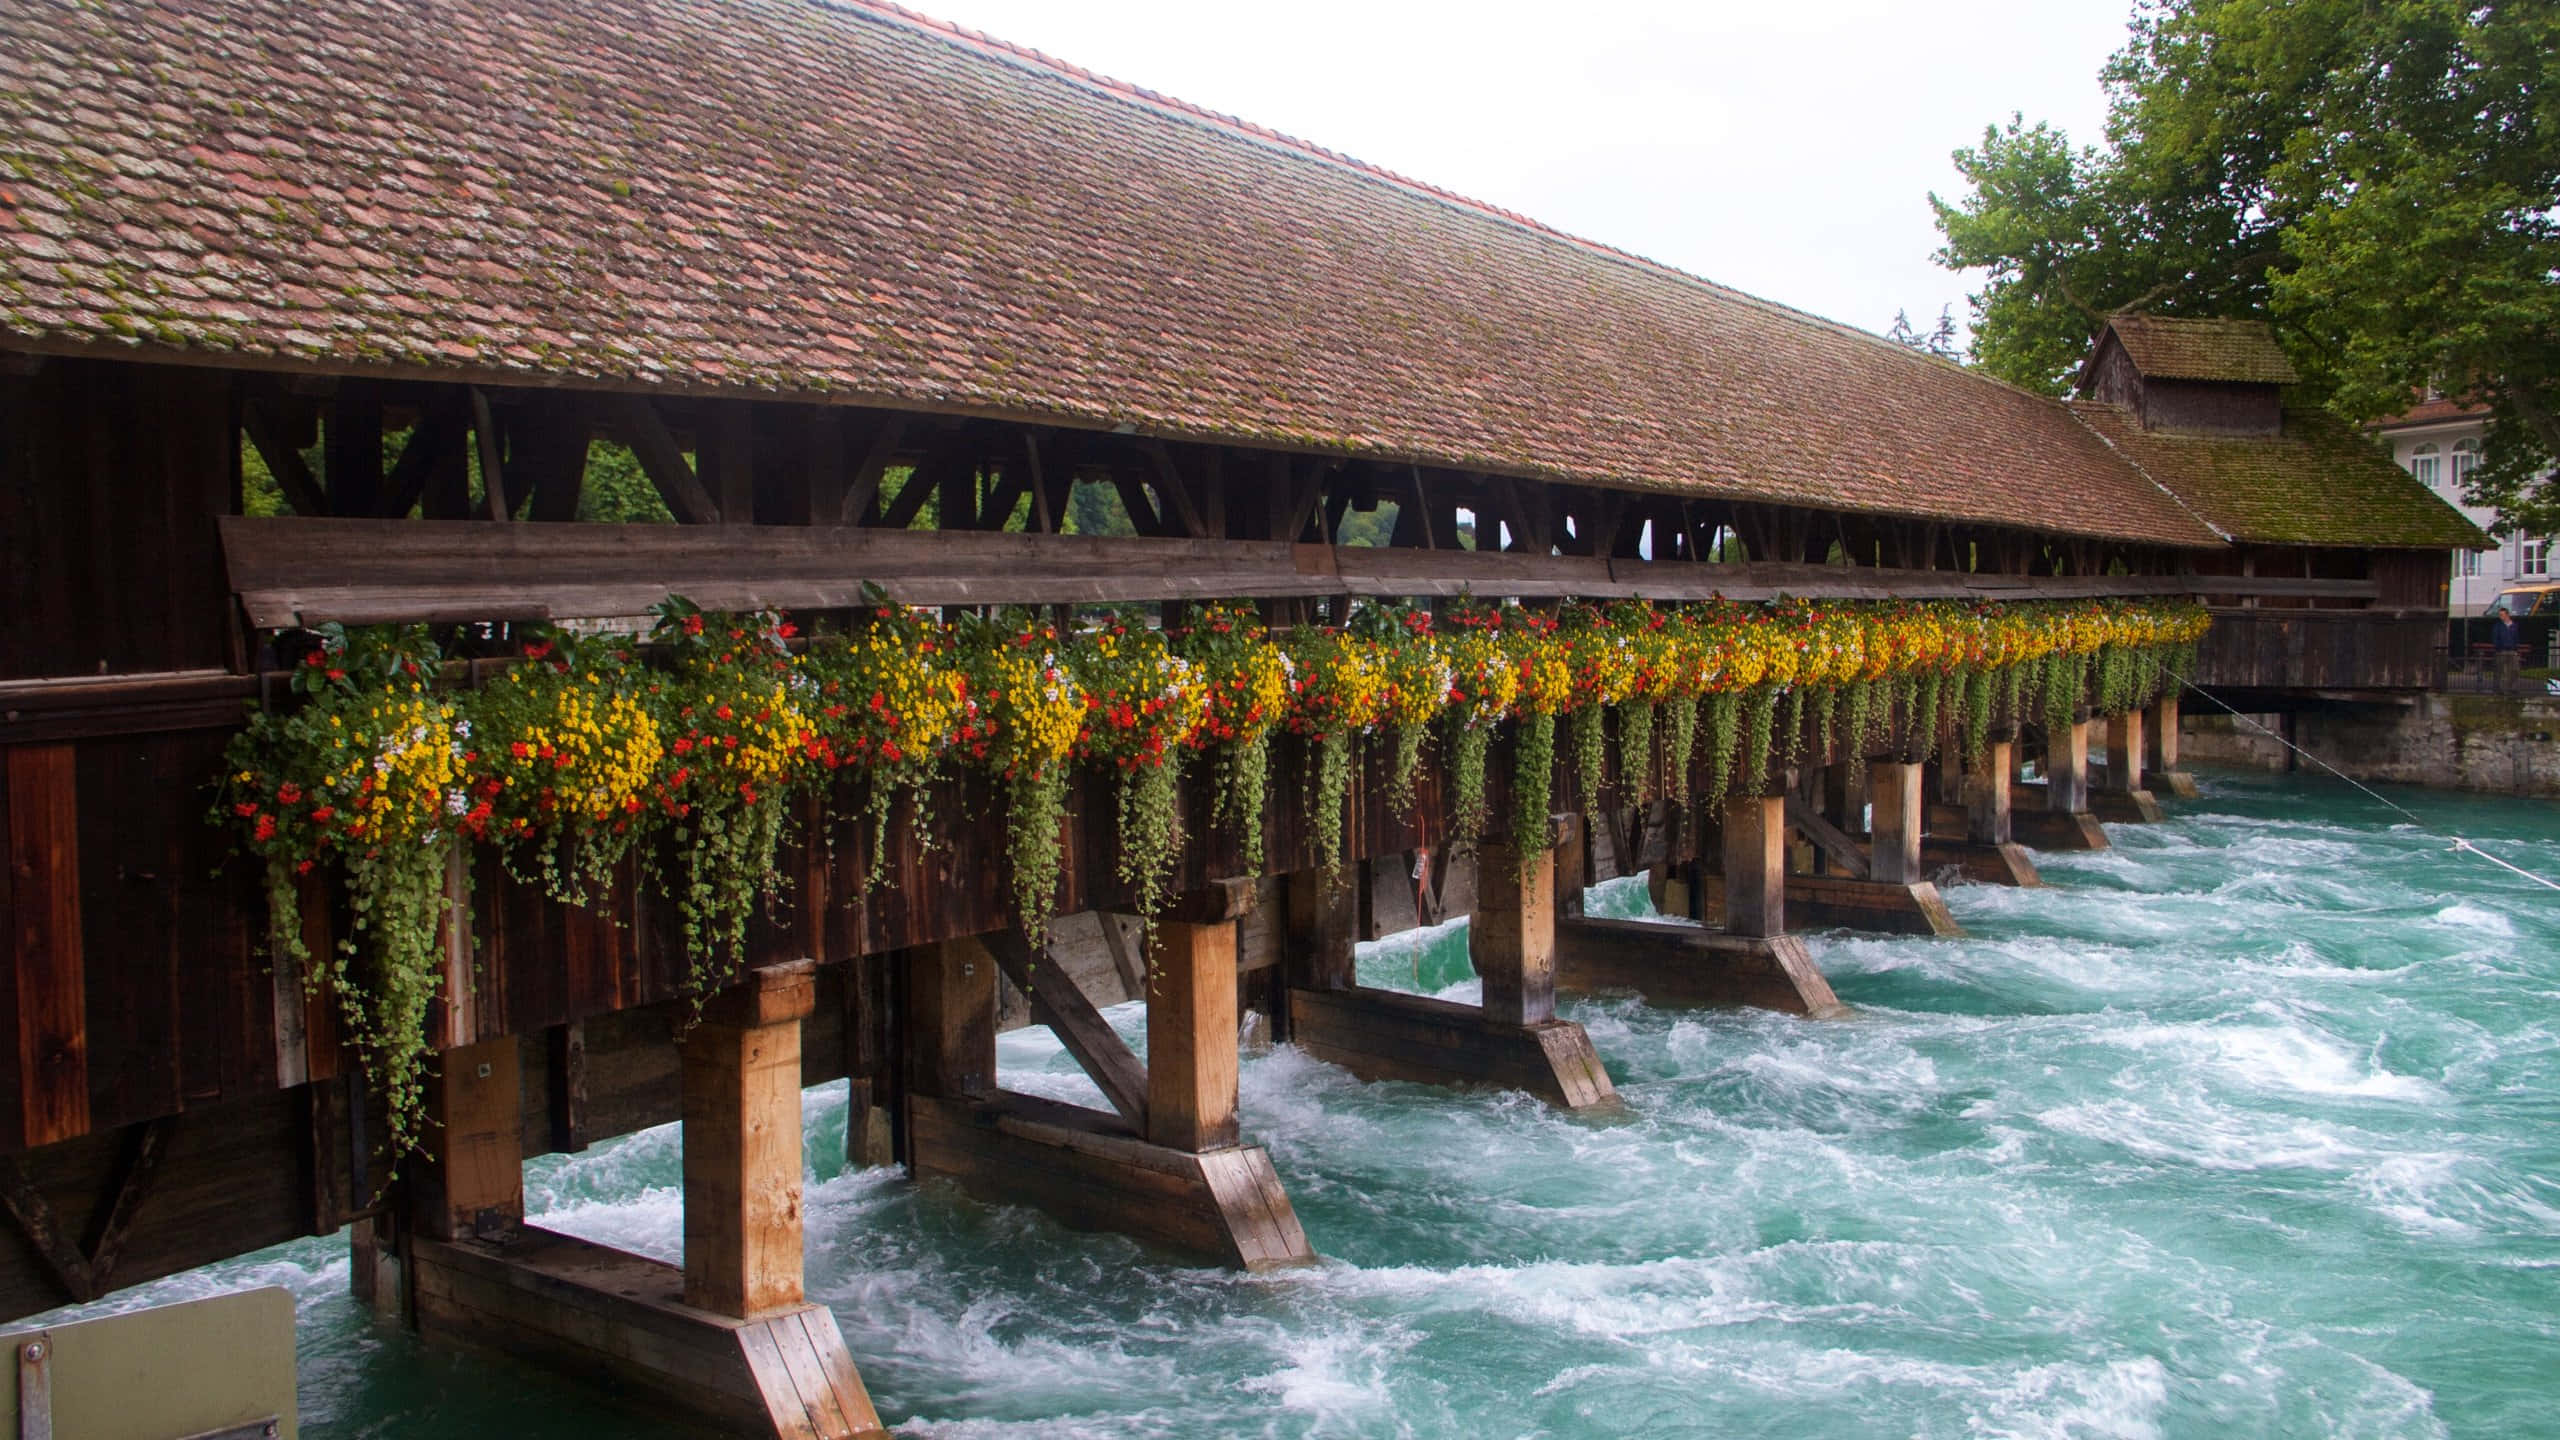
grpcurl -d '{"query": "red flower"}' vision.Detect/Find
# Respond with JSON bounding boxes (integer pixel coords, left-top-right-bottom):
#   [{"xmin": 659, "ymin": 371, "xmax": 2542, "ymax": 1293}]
[
  {"xmin": 309, "ymin": 806, "xmax": 336, "ymax": 823},
  {"xmin": 253, "ymin": 814, "xmax": 277, "ymax": 843},
  {"xmin": 276, "ymin": 782, "xmax": 303, "ymax": 805},
  {"xmin": 232, "ymin": 801, "xmax": 259, "ymax": 817},
  {"xmin": 511, "ymin": 741, "xmax": 532, "ymax": 759}
]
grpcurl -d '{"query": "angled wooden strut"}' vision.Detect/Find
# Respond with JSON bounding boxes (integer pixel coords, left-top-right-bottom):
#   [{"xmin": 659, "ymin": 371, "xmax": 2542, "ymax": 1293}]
[
  {"xmin": 0, "ymin": 1116, "xmax": 179, "ymax": 1305},
  {"xmin": 1287, "ymin": 821, "xmax": 1619, "ymax": 1111},
  {"xmin": 907, "ymin": 907, "xmax": 1314, "ymax": 1272},
  {"xmin": 1555, "ymin": 797, "xmax": 1847, "ymax": 1017}
]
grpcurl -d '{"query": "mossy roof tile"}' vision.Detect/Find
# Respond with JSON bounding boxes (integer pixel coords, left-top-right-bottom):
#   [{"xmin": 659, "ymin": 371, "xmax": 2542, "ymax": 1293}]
[
  {"xmin": 2102, "ymin": 315, "xmax": 2300, "ymax": 386},
  {"xmin": 2072, "ymin": 402, "xmax": 2488, "ymax": 549}
]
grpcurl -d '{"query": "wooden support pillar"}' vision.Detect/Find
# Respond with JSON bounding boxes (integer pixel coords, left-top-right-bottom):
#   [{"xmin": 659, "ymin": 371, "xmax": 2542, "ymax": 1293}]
[
  {"xmin": 2045, "ymin": 717, "xmax": 2090, "ymax": 814},
  {"xmin": 1289, "ymin": 819, "xmax": 1611, "ymax": 1110},
  {"xmin": 1282, "ymin": 867, "xmax": 1357, "ymax": 998},
  {"xmin": 2105, "ymin": 708, "xmax": 2145, "ymax": 793},
  {"xmin": 407, "ymin": 964, "xmax": 886, "ymax": 1437},
  {"xmin": 1722, "ymin": 794, "xmax": 1785, "ymax": 939},
  {"xmin": 1867, "ymin": 761, "xmax": 1924, "ymax": 885},
  {"xmin": 2147, "ymin": 693, "xmax": 2198, "ymax": 797},
  {"xmin": 1146, "ymin": 913, "xmax": 1240, "ymax": 1153},
  {"xmin": 680, "ymin": 960, "xmax": 815, "ymax": 1320},
  {"xmin": 1965, "ymin": 739, "xmax": 2013, "ymax": 845},
  {"xmin": 1472, "ymin": 833, "xmax": 1556, "ymax": 1027},
  {"xmin": 2094, "ymin": 708, "xmax": 2166, "ymax": 823},
  {"xmin": 907, "ymin": 938, "xmax": 996, "ymax": 1101},
  {"xmin": 414, "ymin": 1035, "xmax": 522, "ymax": 1242},
  {"xmin": 908, "ymin": 885, "xmax": 1313, "ymax": 1271}
]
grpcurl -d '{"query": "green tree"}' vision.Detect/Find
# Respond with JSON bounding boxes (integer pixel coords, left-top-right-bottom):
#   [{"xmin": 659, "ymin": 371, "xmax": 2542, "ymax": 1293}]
[{"xmin": 1933, "ymin": 0, "xmax": 2560, "ymax": 528}]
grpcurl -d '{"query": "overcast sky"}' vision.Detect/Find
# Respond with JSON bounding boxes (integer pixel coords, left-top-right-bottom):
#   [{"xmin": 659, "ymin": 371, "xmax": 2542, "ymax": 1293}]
[{"xmin": 909, "ymin": 0, "xmax": 2135, "ymax": 347}]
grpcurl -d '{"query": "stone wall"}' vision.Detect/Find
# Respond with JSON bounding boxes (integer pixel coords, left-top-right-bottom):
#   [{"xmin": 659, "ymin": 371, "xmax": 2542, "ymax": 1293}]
[{"xmin": 2181, "ymin": 695, "xmax": 2560, "ymax": 797}]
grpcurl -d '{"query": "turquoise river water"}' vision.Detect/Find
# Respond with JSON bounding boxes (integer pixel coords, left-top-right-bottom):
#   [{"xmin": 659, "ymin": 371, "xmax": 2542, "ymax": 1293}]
[{"xmin": 37, "ymin": 770, "xmax": 2560, "ymax": 1437}]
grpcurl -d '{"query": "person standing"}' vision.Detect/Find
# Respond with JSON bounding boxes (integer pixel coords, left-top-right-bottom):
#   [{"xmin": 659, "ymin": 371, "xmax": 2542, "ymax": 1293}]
[{"xmin": 2491, "ymin": 602, "xmax": 2521, "ymax": 694}]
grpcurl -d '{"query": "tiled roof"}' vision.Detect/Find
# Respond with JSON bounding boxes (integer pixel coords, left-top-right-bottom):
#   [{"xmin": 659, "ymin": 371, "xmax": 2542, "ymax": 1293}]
[
  {"xmin": 0, "ymin": 0, "xmax": 2230, "ymax": 545},
  {"xmin": 2371, "ymin": 398, "xmax": 2489, "ymax": 430},
  {"xmin": 2072, "ymin": 402, "xmax": 2488, "ymax": 549},
  {"xmin": 2100, "ymin": 315, "xmax": 2301, "ymax": 386}
]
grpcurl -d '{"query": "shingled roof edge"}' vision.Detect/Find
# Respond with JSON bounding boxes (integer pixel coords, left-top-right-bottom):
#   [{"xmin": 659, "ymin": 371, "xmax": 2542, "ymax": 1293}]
[
  {"xmin": 811, "ymin": 0, "xmax": 2040, "ymax": 403},
  {"xmin": 2060, "ymin": 402, "xmax": 2235, "ymax": 544}
]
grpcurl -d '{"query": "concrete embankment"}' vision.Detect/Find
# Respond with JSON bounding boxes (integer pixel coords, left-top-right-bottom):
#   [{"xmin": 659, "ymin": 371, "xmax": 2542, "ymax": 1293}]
[{"xmin": 2183, "ymin": 695, "xmax": 2560, "ymax": 797}]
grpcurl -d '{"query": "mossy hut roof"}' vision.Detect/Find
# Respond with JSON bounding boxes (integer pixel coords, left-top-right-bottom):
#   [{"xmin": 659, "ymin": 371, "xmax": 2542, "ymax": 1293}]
[
  {"xmin": 0, "ymin": 0, "xmax": 2242, "ymax": 547},
  {"xmin": 2095, "ymin": 315, "xmax": 2302, "ymax": 387},
  {"xmin": 2072, "ymin": 403, "xmax": 2489, "ymax": 549}
]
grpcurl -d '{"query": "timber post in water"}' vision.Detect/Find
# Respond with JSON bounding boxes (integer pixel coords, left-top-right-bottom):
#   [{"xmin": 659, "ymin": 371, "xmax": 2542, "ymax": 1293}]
[
  {"xmin": 1924, "ymin": 737, "xmax": 2044, "ymax": 887},
  {"xmin": 1779, "ymin": 760, "xmax": 1965, "ymax": 937},
  {"xmin": 2017, "ymin": 715, "xmax": 2113, "ymax": 851},
  {"xmin": 1557, "ymin": 791, "xmax": 1845, "ymax": 1017},
  {"xmin": 406, "ymin": 962, "xmax": 888, "ymax": 1439},
  {"xmin": 2147, "ymin": 694, "xmax": 2201, "ymax": 797},
  {"xmin": 1294, "ymin": 818, "xmax": 1618, "ymax": 1111},
  {"xmin": 914, "ymin": 891, "xmax": 1316, "ymax": 1271},
  {"xmin": 2093, "ymin": 707, "xmax": 2169, "ymax": 823}
]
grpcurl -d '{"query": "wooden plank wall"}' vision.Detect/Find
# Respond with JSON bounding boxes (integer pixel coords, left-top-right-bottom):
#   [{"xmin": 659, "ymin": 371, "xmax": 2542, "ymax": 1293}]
[{"xmin": 2191, "ymin": 608, "xmax": 2446, "ymax": 692}]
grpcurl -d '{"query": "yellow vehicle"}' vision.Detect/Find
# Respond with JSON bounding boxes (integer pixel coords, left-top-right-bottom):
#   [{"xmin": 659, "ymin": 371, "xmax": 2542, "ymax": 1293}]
[{"xmin": 2484, "ymin": 583, "xmax": 2560, "ymax": 616}]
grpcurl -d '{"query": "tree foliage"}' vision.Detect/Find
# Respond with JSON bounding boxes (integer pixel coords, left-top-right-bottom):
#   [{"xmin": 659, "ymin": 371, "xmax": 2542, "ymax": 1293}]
[{"xmin": 1934, "ymin": 0, "xmax": 2560, "ymax": 530}]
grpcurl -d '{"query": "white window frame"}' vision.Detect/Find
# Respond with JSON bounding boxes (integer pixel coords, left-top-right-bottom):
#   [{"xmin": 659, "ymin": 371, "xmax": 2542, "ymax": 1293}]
[
  {"xmin": 2410, "ymin": 441, "xmax": 2441, "ymax": 489},
  {"xmin": 2523, "ymin": 538, "xmax": 2550, "ymax": 579},
  {"xmin": 2449, "ymin": 439, "xmax": 2481, "ymax": 494}
]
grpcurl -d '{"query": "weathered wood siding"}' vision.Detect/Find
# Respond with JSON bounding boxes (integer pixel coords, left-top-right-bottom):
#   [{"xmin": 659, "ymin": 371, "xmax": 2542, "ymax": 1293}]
[{"xmin": 2191, "ymin": 608, "xmax": 2445, "ymax": 692}]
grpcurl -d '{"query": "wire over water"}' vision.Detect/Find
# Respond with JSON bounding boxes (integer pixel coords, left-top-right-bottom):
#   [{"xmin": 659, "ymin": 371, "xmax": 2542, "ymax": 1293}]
[{"xmin": 2168, "ymin": 669, "xmax": 2560, "ymax": 895}]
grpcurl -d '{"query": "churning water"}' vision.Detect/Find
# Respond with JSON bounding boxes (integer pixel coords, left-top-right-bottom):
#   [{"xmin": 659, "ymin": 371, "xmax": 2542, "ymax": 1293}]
[{"xmin": 42, "ymin": 771, "xmax": 2560, "ymax": 1437}]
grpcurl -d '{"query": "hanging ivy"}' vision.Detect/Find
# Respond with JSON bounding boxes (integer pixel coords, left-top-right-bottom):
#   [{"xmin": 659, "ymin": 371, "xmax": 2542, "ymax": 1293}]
[
  {"xmin": 1912, "ymin": 670, "xmax": 1944, "ymax": 761},
  {"xmin": 960, "ymin": 613, "xmax": 1085, "ymax": 947},
  {"xmin": 1438, "ymin": 612, "xmax": 1518, "ymax": 842},
  {"xmin": 1662, "ymin": 693, "xmax": 1700, "ymax": 805},
  {"xmin": 1505, "ymin": 605, "xmax": 1573, "ymax": 867},
  {"xmin": 1739, "ymin": 685, "xmax": 1780, "ymax": 797},
  {"xmin": 1071, "ymin": 621, "xmax": 1208, "ymax": 921},
  {"xmin": 1703, "ymin": 690, "xmax": 1743, "ymax": 802},
  {"xmin": 1280, "ymin": 627, "xmax": 1385, "ymax": 877},
  {"xmin": 1177, "ymin": 603, "xmax": 1289, "ymax": 874},
  {"xmin": 217, "ymin": 623, "xmax": 461, "ymax": 1158},
  {"xmin": 648, "ymin": 600, "xmax": 810, "ymax": 996},
  {"xmin": 1352, "ymin": 604, "xmax": 1447, "ymax": 824}
]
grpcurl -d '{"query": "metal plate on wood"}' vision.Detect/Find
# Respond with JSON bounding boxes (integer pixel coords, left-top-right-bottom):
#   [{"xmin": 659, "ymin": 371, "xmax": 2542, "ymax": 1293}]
[{"xmin": 0, "ymin": 1287, "xmax": 295, "ymax": 1440}]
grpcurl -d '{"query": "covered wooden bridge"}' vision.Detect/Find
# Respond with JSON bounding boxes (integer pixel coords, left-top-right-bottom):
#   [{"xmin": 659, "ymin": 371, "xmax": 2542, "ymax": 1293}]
[{"xmin": 0, "ymin": 0, "xmax": 2480, "ymax": 1433}]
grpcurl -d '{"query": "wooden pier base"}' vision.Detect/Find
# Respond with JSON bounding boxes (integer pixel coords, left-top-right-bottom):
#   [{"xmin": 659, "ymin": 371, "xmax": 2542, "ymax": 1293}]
[
  {"xmin": 408, "ymin": 962, "xmax": 885, "ymax": 1439},
  {"xmin": 412, "ymin": 1228, "xmax": 883, "ymax": 1439},
  {"xmin": 2020, "ymin": 720, "xmax": 2110, "ymax": 850},
  {"xmin": 1781, "ymin": 873, "xmax": 1963, "ymax": 937},
  {"xmin": 1554, "ymin": 916, "xmax": 1844, "ymax": 1017},
  {"xmin": 907, "ymin": 1091, "xmax": 1311, "ymax": 1269},
  {"xmin": 1287, "ymin": 985, "xmax": 1616, "ymax": 1108},
  {"xmin": 2011, "ymin": 804, "xmax": 2111, "ymax": 851},
  {"xmin": 1285, "ymin": 833, "xmax": 1619, "ymax": 1110},
  {"xmin": 908, "ymin": 891, "xmax": 1315, "ymax": 1270},
  {"xmin": 1920, "ymin": 836, "xmax": 2043, "ymax": 887},
  {"xmin": 2090, "ymin": 788, "xmax": 2166, "ymax": 823}
]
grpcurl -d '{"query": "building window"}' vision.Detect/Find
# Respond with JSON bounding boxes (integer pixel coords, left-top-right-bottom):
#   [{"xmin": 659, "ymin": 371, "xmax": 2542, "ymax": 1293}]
[
  {"xmin": 2410, "ymin": 441, "xmax": 2440, "ymax": 489},
  {"xmin": 2524, "ymin": 539, "xmax": 2550, "ymax": 578},
  {"xmin": 2449, "ymin": 439, "xmax": 2481, "ymax": 493},
  {"xmin": 2456, "ymin": 549, "xmax": 2483, "ymax": 578}
]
